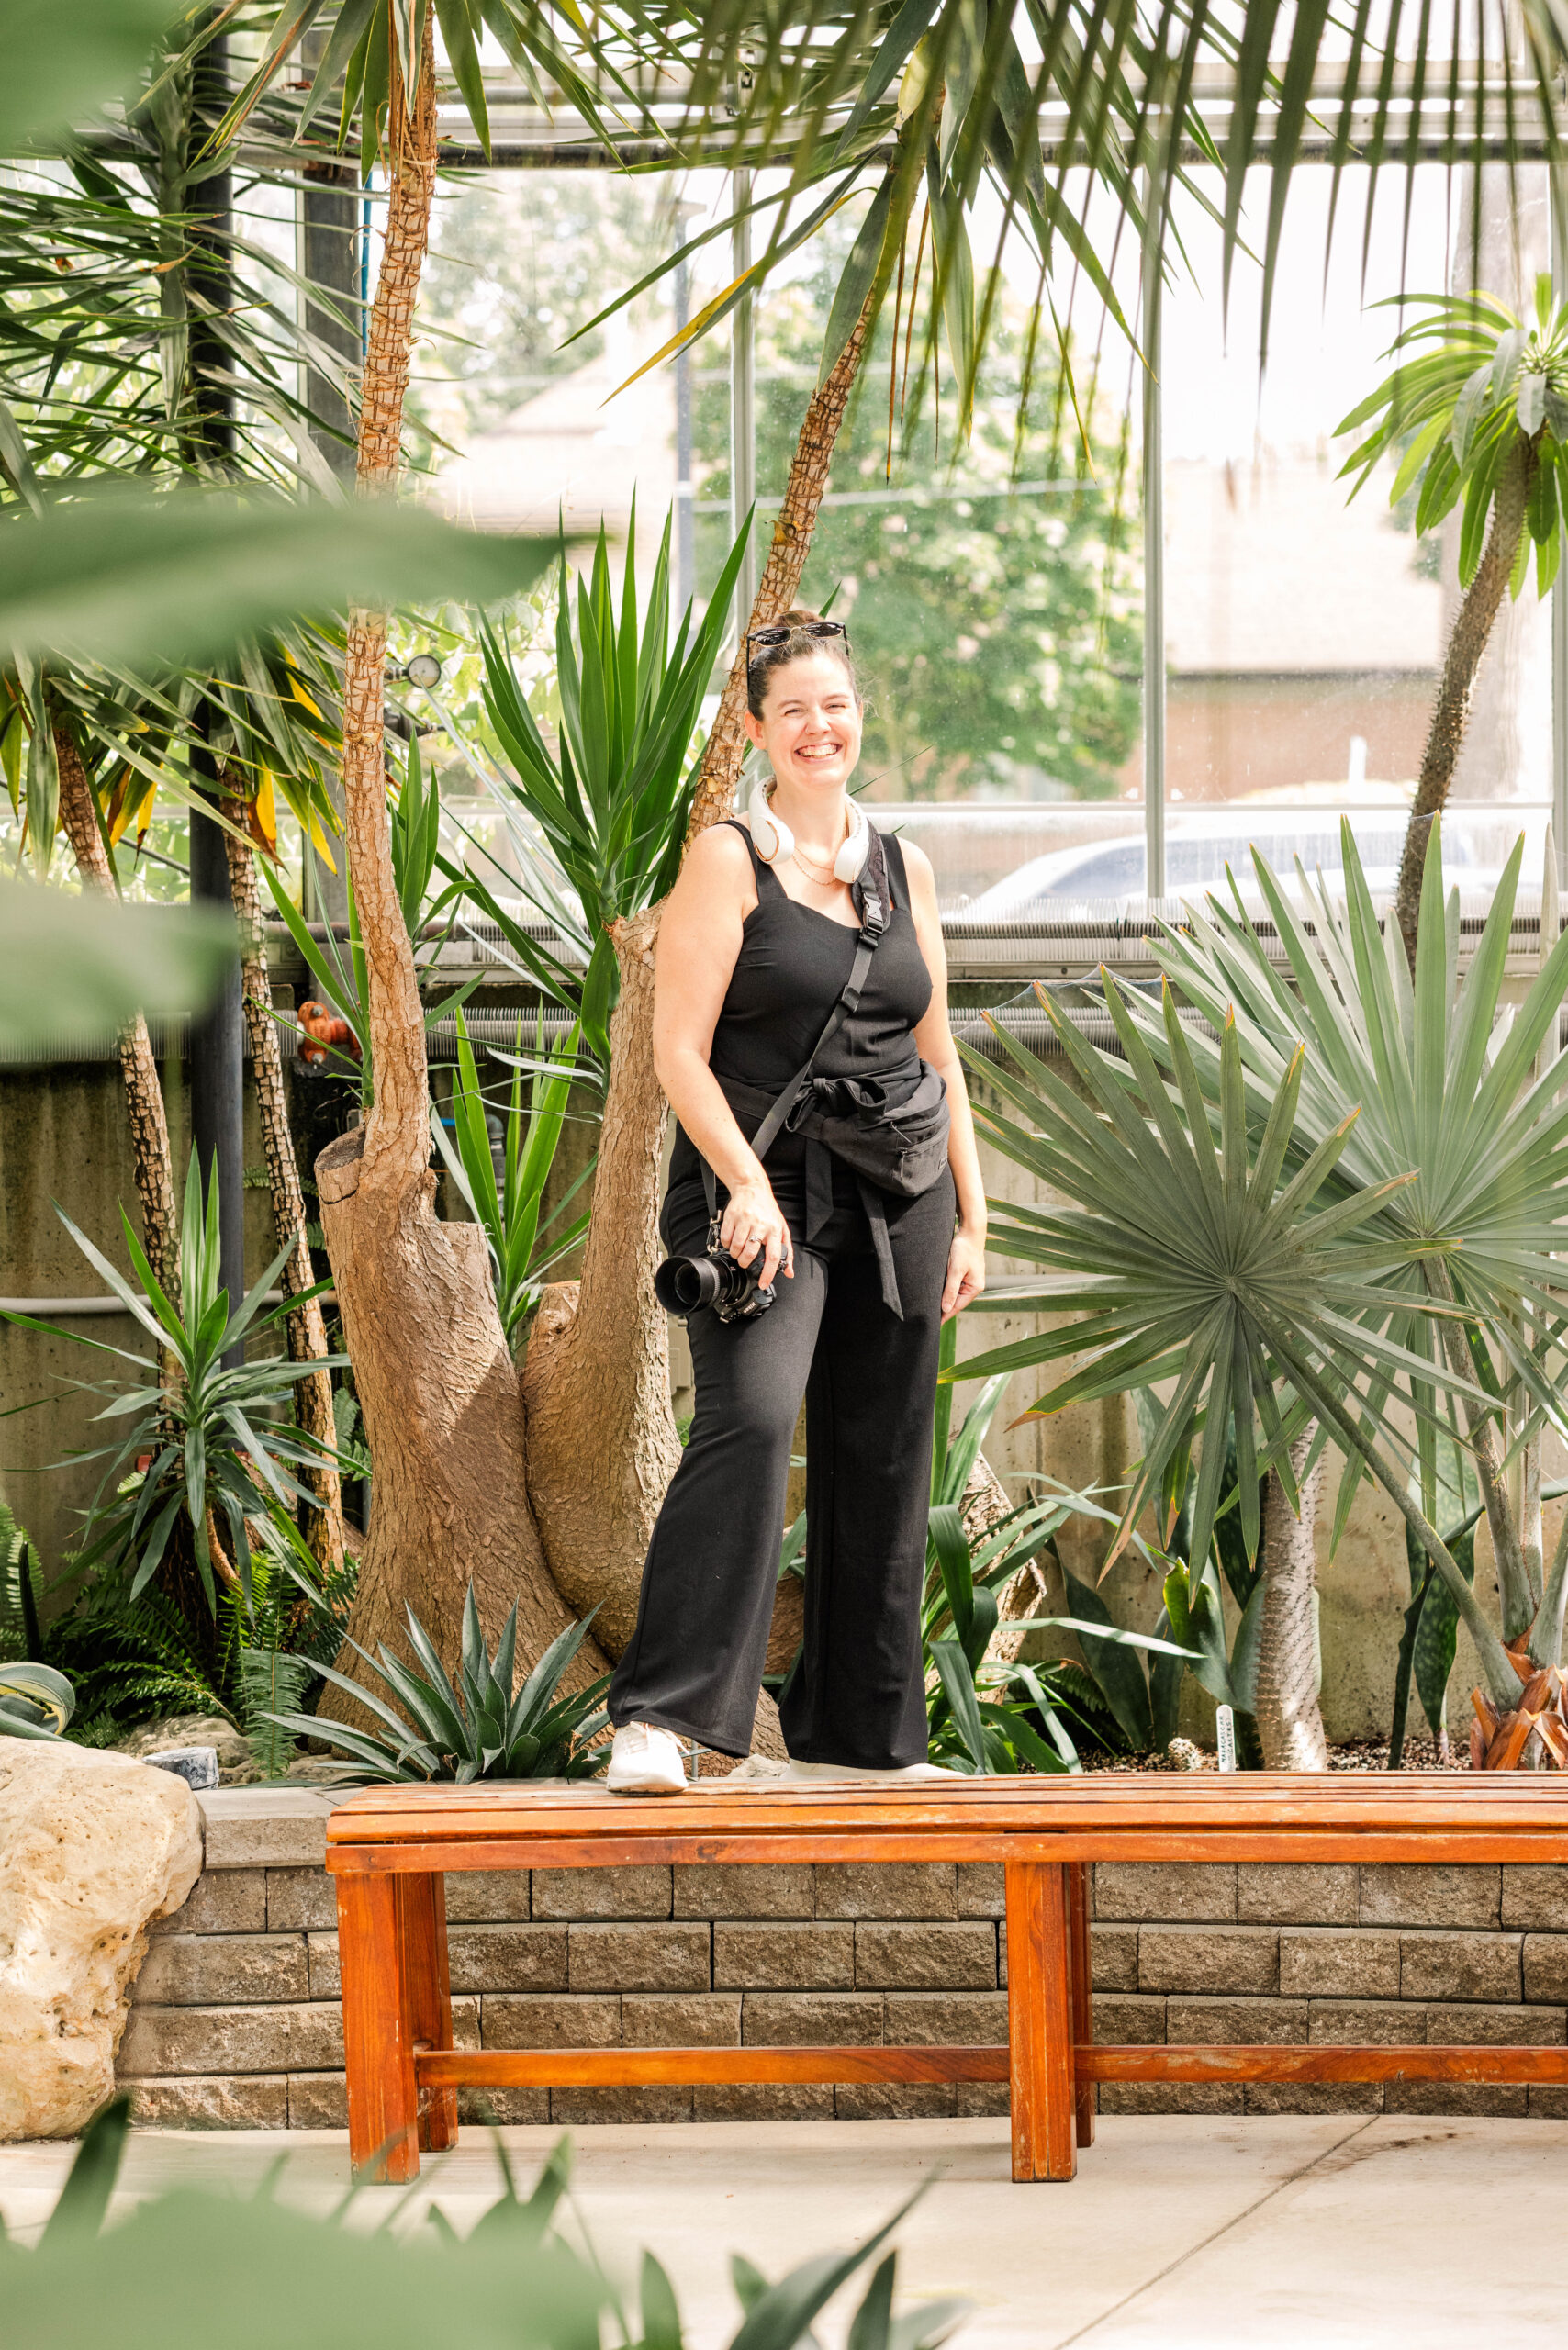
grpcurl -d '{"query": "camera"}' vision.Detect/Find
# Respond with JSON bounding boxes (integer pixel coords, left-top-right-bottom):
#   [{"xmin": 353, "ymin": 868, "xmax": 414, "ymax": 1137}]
[{"xmin": 655, "ymin": 1232, "xmax": 776, "ymax": 1324}]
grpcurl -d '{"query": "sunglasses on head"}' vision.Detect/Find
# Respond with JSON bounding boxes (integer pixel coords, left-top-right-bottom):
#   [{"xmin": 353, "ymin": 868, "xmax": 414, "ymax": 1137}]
[{"xmin": 745, "ymin": 619, "xmax": 849, "ymax": 666}]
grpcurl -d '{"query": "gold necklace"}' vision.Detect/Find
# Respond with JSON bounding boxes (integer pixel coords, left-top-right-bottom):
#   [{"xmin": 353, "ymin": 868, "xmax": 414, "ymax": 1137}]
[{"xmin": 791, "ymin": 842, "xmax": 845, "ymax": 886}]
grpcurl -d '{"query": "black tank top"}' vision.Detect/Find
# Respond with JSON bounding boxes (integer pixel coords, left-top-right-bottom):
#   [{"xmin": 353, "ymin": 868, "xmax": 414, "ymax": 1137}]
[{"xmin": 668, "ymin": 819, "xmax": 932, "ymax": 1202}]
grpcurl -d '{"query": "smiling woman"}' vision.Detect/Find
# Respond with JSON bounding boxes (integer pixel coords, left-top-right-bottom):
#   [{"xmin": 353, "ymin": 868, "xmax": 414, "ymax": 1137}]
[{"xmin": 600, "ymin": 615, "xmax": 988, "ymax": 1796}]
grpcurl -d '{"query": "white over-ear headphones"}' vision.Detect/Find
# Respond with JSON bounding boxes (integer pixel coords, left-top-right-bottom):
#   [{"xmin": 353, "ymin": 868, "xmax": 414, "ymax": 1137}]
[{"xmin": 748, "ymin": 784, "xmax": 870, "ymax": 883}]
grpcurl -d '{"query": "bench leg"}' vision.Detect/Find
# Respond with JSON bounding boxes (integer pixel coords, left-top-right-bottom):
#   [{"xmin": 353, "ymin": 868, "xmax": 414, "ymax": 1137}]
[
  {"xmin": 1005, "ymin": 1861, "xmax": 1077, "ymax": 2181},
  {"xmin": 337, "ymin": 1871, "xmax": 420, "ymax": 2183},
  {"xmin": 1069, "ymin": 1861, "xmax": 1095, "ymax": 2149},
  {"xmin": 398, "ymin": 1872, "xmax": 457, "ymax": 2154}
]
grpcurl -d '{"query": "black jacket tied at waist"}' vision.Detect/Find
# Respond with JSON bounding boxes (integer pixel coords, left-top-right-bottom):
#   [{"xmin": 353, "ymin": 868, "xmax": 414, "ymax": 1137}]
[{"xmin": 713, "ymin": 1057, "xmax": 950, "ymax": 1318}]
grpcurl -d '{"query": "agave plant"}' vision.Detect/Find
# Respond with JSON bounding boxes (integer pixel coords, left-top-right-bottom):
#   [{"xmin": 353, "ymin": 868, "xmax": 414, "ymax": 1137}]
[
  {"xmin": 957, "ymin": 959, "xmax": 1524, "ymax": 1729},
  {"xmin": 0, "ymin": 1658, "xmax": 75, "ymax": 1740},
  {"xmin": 1142, "ymin": 822, "xmax": 1568, "ymax": 1762},
  {"xmin": 267, "ymin": 1589, "xmax": 610, "ymax": 1785}
]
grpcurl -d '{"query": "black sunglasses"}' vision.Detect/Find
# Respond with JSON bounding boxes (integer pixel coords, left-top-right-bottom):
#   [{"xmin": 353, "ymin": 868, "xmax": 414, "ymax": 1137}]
[{"xmin": 745, "ymin": 619, "xmax": 850, "ymax": 666}]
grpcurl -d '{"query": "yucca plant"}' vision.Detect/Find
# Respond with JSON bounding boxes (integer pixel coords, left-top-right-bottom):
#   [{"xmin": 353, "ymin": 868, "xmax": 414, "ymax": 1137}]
[
  {"xmin": 451, "ymin": 511, "xmax": 752, "ymax": 1068},
  {"xmin": 2, "ymin": 1158, "xmax": 344, "ymax": 1613},
  {"xmin": 958, "ymin": 965, "xmax": 1525, "ymax": 1731},
  {"xmin": 430, "ymin": 1009, "xmax": 594, "ymax": 1349},
  {"xmin": 1338, "ymin": 277, "xmax": 1568, "ymax": 959},
  {"xmin": 1144, "ymin": 822, "xmax": 1568, "ymax": 1765},
  {"xmin": 267, "ymin": 1588, "xmax": 610, "ymax": 1785}
]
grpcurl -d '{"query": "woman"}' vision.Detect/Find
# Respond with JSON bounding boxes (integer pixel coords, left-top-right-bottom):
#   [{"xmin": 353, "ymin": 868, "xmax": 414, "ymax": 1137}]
[{"xmin": 605, "ymin": 612, "xmax": 987, "ymax": 1794}]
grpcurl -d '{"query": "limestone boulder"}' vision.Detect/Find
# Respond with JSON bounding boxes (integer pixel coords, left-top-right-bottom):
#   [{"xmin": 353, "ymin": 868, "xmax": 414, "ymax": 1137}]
[{"xmin": 0, "ymin": 1740, "xmax": 203, "ymax": 2141}]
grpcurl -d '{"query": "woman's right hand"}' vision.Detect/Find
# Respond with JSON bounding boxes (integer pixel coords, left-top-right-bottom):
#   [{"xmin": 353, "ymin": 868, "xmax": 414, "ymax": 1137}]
[{"xmin": 720, "ymin": 1177, "xmax": 793, "ymax": 1288}]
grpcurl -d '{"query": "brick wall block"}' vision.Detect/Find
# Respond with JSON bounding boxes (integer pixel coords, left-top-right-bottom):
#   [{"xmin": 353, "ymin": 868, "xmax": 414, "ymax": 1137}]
[
  {"xmin": 814, "ymin": 1863, "xmax": 957, "ymax": 1919},
  {"xmin": 1306, "ymin": 2000, "xmax": 1423, "ymax": 2045},
  {"xmin": 123, "ymin": 2074, "xmax": 288, "ymax": 2127},
  {"xmin": 715, "ymin": 1923, "xmax": 854, "ymax": 1991},
  {"xmin": 482, "ymin": 1994, "xmax": 620, "ymax": 2049},
  {"xmin": 1236, "ymin": 1865, "xmax": 1357, "ymax": 1926},
  {"xmin": 1502, "ymin": 1866, "xmax": 1568, "ymax": 1931},
  {"xmin": 622, "ymin": 1994, "xmax": 742, "ymax": 2048},
  {"xmin": 1137, "ymin": 1926, "xmax": 1279, "ymax": 1997},
  {"xmin": 1166, "ymin": 1997, "xmax": 1310, "ymax": 2044},
  {"xmin": 883, "ymin": 1990, "xmax": 1008, "ymax": 2045},
  {"xmin": 1099, "ymin": 2082, "xmax": 1243, "ymax": 2115},
  {"xmin": 287, "ymin": 2072, "xmax": 347, "ymax": 2128},
  {"xmin": 834, "ymin": 2083, "xmax": 957, "ymax": 2121},
  {"xmin": 1523, "ymin": 1935, "xmax": 1568, "ymax": 2003},
  {"xmin": 460, "ymin": 2087, "xmax": 551, "ymax": 2125},
  {"xmin": 198, "ymin": 1793, "xmax": 333, "ymax": 1871},
  {"xmin": 1360, "ymin": 1865, "xmax": 1501, "ymax": 1930},
  {"xmin": 550, "ymin": 2087, "xmax": 692, "ymax": 2126},
  {"xmin": 1399, "ymin": 1931, "xmax": 1522, "ymax": 2003},
  {"xmin": 673, "ymin": 1864, "xmax": 813, "ymax": 1919},
  {"xmin": 1092, "ymin": 1994, "xmax": 1167, "ymax": 2044},
  {"xmin": 956, "ymin": 2081, "xmax": 1010, "ymax": 2118},
  {"xmin": 152, "ymin": 1870, "xmax": 267, "ymax": 1937},
  {"xmin": 1424, "ymin": 2002, "xmax": 1567, "ymax": 2044},
  {"xmin": 534, "ymin": 1866, "xmax": 671, "ymax": 1920},
  {"xmin": 133, "ymin": 1932, "xmax": 307, "ymax": 2008},
  {"xmin": 568, "ymin": 1923, "xmax": 710, "ymax": 1993},
  {"xmin": 1094, "ymin": 1864, "xmax": 1236, "ymax": 1922},
  {"xmin": 118, "ymin": 1999, "xmax": 345, "ymax": 2076},
  {"xmin": 743, "ymin": 1992, "xmax": 884, "ymax": 2046},
  {"xmin": 1280, "ymin": 1928, "xmax": 1402, "ymax": 2000},
  {"xmin": 450, "ymin": 1925, "xmax": 569, "ymax": 1995},
  {"xmin": 1090, "ymin": 1923, "xmax": 1139, "ymax": 1990},
  {"xmin": 1385, "ymin": 2081, "xmax": 1529, "ymax": 2118},
  {"xmin": 1244, "ymin": 2083, "xmax": 1383, "ymax": 2115},
  {"xmin": 854, "ymin": 1924, "xmax": 996, "ymax": 1990},
  {"xmin": 445, "ymin": 1871, "xmax": 532, "ymax": 1924},
  {"xmin": 307, "ymin": 1933, "xmax": 338, "ymax": 2000},
  {"xmin": 957, "ymin": 1863, "xmax": 1005, "ymax": 1919},
  {"xmin": 266, "ymin": 1867, "xmax": 336, "ymax": 1933},
  {"xmin": 694, "ymin": 2084, "xmax": 834, "ymax": 2122}
]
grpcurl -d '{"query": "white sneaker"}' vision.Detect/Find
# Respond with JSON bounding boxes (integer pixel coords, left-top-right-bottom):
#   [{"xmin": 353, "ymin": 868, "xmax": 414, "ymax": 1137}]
[
  {"xmin": 787, "ymin": 1757, "xmax": 957, "ymax": 1783},
  {"xmin": 607, "ymin": 1721, "xmax": 689, "ymax": 1796}
]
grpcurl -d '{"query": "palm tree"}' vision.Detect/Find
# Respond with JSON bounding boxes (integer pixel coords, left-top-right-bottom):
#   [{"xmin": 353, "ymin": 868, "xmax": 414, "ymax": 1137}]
[{"xmin": 1337, "ymin": 278, "xmax": 1568, "ymax": 966}]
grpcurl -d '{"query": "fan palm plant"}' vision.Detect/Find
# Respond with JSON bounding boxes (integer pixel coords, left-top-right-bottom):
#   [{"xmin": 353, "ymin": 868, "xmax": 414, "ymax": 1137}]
[
  {"xmin": 957, "ymin": 964, "xmax": 1523, "ymax": 1720},
  {"xmin": 1337, "ymin": 276, "xmax": 1568, "ymax": 962},
  {"xmin": 1142, "ymin": 822, "xmax": 1568, "ymax": 1763}
]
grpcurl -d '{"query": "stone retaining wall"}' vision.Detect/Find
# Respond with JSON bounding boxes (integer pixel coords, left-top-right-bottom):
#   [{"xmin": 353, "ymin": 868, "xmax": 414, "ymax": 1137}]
[{"xmin": 114, "ymin": 1792, "xmax": 1568, "ymax": 2127}]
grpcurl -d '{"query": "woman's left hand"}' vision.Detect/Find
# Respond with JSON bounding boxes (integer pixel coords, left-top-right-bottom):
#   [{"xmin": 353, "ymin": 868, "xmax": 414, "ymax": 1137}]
[{"xmin": 941, "ymin": 1226, "xmax": 986, "ymax": 1320}]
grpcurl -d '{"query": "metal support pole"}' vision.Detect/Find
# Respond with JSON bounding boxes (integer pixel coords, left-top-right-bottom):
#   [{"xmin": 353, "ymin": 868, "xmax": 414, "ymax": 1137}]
[
  {"xmin": 188, "ymin": 25, "xmax": 246, "ymax": 1355},
  {"xmin": 674, "ymin": 220, "xmax": 695, "ymax": 617},
  {"xmin": 1141, "ymin": 180, "xmax": 1166, "ymax": 901},
  {"xmin": 731, "ymin": 167, "xmax": 757, "ymax": 626}
]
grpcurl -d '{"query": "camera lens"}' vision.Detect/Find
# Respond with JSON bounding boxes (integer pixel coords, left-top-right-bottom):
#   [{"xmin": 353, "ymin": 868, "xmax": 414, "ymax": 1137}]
[{"xmin": 655, "ymin": 1254, "xmax": 722, "ymax": 1313}]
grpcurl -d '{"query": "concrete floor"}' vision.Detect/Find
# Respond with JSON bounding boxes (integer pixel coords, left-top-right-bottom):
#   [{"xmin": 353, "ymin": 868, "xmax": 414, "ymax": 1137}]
[{"xmin": 2, "ymin": 2115, "xmax": 1564, "ymax": 2347}]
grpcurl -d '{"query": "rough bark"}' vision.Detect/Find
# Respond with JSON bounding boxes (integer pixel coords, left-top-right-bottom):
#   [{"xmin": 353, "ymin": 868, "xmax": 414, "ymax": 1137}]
[
  {"xmin": 53, "ymin": 729, "xmax": 182, "ymax": 1311},
  {"xmin": 687, "ymin": 287, "xmax": 881, "ymax": 836},
  {"xmin": 521, "ymin": 908, "xmax": 682, "ymax": 1657},
  {"xmin": 1254, "ymin": 1434, "xmax": 1329, "ymax": 1770},
  {"xmin": 221, "ymin": 808, "xmax": 344, "ymax": 1578},
  {"xmin": 314, "ymin": 12, "xmax": 595, "ymax": 1693},
  {"xmin": 1394, "ymin": 436, "xmax": 1536, "ymax": 968}
]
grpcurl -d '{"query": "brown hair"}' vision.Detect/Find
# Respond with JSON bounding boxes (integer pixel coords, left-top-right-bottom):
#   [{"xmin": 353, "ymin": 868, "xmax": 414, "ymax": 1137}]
[{"xmin": 745, "ymin": 607, "xmax": 861, "ymax": 720}]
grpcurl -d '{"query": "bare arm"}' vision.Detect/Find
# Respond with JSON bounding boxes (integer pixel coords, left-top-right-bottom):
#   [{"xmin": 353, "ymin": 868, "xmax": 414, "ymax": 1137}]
[
  {"xmin": 904, "ymin": 841, "xmax": 988, "ymax": 1316},
  {"xmin": 653, "ymin": 825, "xmax": 793, "ymax": 1285}
]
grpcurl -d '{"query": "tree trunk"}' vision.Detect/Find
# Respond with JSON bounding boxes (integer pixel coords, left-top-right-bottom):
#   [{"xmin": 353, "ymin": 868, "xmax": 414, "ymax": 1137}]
[
  {"xmin": 53, "ymin": 728, "xmax": 182, "ymax": 1311},
  {"xmin": 1394, "ymin": 436, "xmax": 1536, "ymax": 968},
  {"xmin": 314, "ymin": 10, "xmax": 596, "ymax": 1692},
  {"xmin": 1253, "ymin": 1433, "xmax": 1329, "ymax": 1769},
  {"xmin": 688, "ymin": 289, "xmax": 881, "ymax": 835},
  {"xmin": 521, "ymin": 908, "xmax": 681, "ymax": 1657},
  {"xmin": 221, "ymin": 805, "xmax": 345, "ymax": 1579}
]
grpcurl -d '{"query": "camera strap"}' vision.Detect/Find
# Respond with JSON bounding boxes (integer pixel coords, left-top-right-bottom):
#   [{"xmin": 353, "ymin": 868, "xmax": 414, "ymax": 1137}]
[{"xmin": 700, "ymin": 823, "xmax": 890, "ymax": 1226}]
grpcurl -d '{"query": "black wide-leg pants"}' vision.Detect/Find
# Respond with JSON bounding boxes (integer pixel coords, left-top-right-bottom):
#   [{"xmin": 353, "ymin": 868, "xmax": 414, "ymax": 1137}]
[{"xmin": 608, "ymin": 1165, "xmax": 956, "ymax": 1766}]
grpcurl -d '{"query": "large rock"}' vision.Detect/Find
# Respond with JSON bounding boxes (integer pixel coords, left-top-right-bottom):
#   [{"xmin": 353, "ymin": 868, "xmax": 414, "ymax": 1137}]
[{"xmin": 0, "ymin": 1741, "xmax": 203, "ymax": 2140}]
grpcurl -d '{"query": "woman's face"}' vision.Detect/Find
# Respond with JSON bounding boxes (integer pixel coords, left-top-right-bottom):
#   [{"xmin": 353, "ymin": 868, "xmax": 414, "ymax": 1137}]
[{"xmin": 743, "ymin": 651, "xmax": 862, "ymax": 799}]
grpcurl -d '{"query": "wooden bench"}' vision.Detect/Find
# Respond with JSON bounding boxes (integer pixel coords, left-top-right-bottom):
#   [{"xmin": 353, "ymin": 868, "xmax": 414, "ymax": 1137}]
[{"xmin": 326, "ymin": 1774, "xmax": 1568, "ymax": 2183}]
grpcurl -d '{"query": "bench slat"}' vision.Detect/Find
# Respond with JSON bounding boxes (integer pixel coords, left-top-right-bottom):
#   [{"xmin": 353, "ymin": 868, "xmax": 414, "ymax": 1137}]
[
  {"xmin": 414, "ymin": 2045, "xmax": 1010, "ymax": 2089},
  {"xmin": 1083, "ymin": 2044, "xmax": 1568, "ymax": 2085}
]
